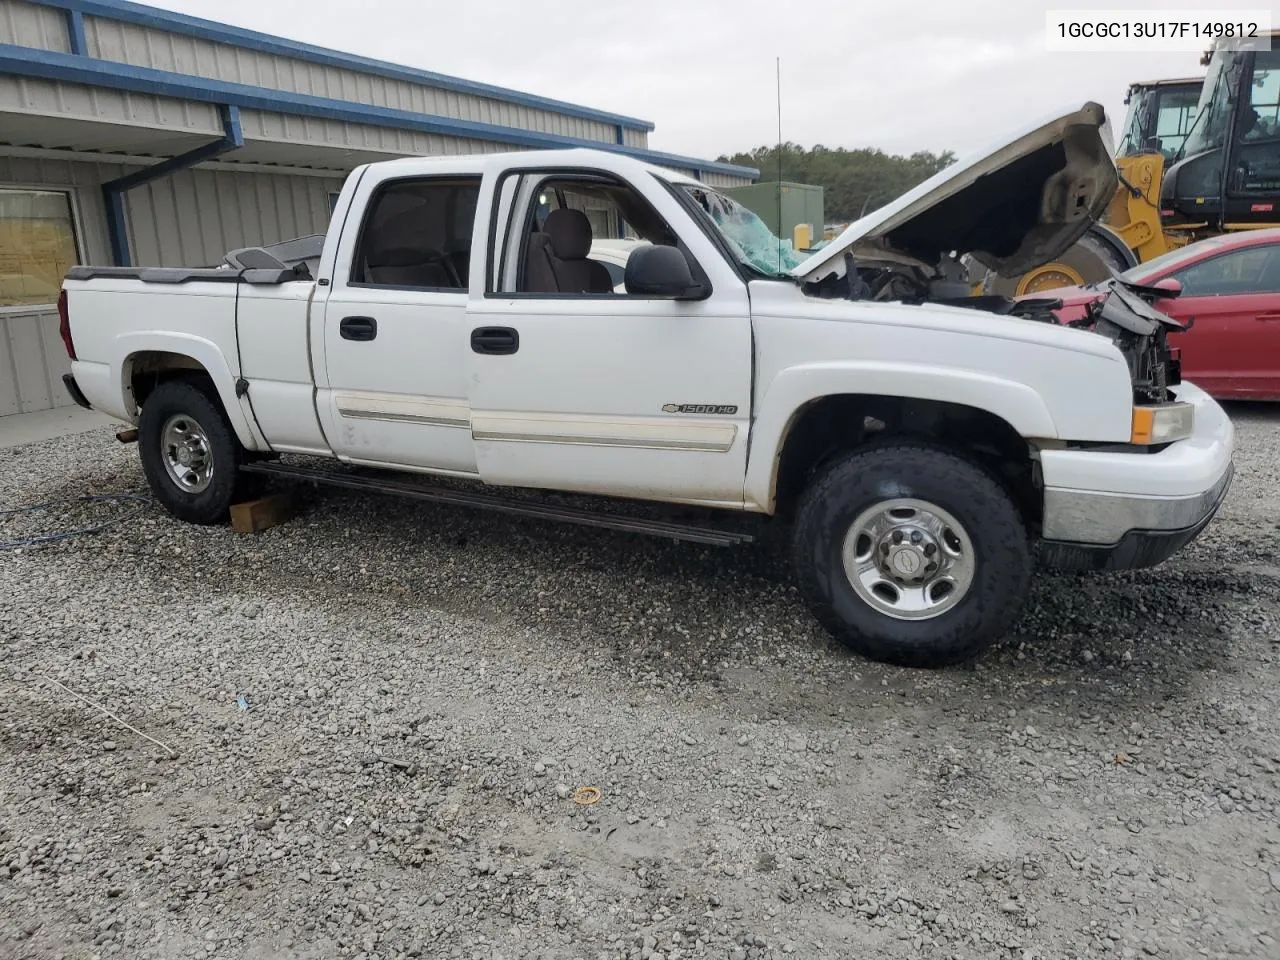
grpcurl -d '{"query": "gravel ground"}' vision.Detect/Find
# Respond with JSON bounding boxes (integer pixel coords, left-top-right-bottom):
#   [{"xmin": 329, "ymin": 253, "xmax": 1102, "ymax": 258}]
[{"xmin": 2, "ymin": 406, "xmax": 1279, "ymax": 960}]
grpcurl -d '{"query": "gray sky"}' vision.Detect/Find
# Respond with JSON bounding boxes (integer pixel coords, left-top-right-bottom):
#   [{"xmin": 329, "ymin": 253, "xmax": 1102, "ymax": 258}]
[{"xmin": 155, "ymin": 0, "xmax": 1220, "ymax": 162}]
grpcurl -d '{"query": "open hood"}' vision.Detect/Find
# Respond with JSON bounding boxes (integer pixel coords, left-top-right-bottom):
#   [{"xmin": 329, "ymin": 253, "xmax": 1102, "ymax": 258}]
[{"xmin": 792, "ymin": 102, "xmax": 1118, "ymax": 284}]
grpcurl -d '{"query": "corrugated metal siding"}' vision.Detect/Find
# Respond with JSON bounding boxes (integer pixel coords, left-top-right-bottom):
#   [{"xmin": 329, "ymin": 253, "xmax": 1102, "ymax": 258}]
[
  {"xmin": 622, "ymin": 128, "xmax": 648, "ymax": 150},
  {"xmin": 701, "ymin": 172, "xmax": 755, "ymax": 189},
  {"xmin": 0, "ymin": 307, "xmax": 68, "ymax": 414},
  {"xmin": 0, "ymin": 153, "xmax": 343, "ymax": 412},
  {"xmin": 239, "ymin": 109, "xmax": 512, "ymax": 161},
  {"xmin": 0, "ymin": 74, "xmax": 222, "ymax": 138},
  {"xmin": 123, "ymin": 166, "xmax": 344, "ymax": 267},
  {"xmin": 1, "ymin": 153, "xmax": 117, "ymax": 414},
  {"xmin": 83, "ymin": 16, "xmax": 619, "ymax": 145},
  {"xmin": 0, "ymin": 0, "xmax": 70, "ymax": 52}
]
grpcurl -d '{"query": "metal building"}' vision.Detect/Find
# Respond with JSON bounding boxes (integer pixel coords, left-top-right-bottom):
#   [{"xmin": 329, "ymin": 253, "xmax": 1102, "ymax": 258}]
[
  {"xmin": 725, "ymin": 181, "xmax": 826, "ymax": 252},
  {"xmin": 0, "ymin": 0, "xmax": 758, "ymax": 416}
]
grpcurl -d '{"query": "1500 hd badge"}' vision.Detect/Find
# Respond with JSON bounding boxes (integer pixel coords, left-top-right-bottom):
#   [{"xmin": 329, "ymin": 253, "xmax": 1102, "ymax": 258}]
[{"xmin": 662, "ymin": 404, "xmax": 738, "ymax": 415}]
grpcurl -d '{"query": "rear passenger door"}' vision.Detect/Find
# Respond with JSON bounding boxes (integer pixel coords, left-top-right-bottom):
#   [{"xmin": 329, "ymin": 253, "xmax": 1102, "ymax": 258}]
[{"xmin": 318, "ymin": 175, "xmax": 481, "ymax": 474}]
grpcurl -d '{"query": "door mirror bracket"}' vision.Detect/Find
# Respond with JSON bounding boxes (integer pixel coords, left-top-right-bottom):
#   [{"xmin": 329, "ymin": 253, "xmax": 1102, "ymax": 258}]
[{"xmin": 624, "ymin": 246, "xmax": 710, "ymax": 300}]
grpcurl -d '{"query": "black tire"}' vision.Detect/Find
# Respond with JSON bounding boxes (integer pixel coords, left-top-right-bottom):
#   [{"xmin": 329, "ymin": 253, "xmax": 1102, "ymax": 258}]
[
  {"xmin": 138, "ymin": 378, "xmax": 258, "ymax": 525},
  {"xmin": 792, "ymin": 443, "xmax": 1031, "ymax": 668},
  {"xmin": 984, "ymin": 231, "xmax": 1132, "ymax": 298}
]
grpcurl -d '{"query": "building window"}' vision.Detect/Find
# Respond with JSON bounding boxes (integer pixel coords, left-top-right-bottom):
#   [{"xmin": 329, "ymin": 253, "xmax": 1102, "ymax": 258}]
[{"xmin": 0, "ymin": 189, "xmax": 80, "ymax": 307}]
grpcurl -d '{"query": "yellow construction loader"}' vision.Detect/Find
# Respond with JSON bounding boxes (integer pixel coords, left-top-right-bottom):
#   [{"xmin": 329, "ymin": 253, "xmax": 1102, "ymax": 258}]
[{"xmin": 986, "ymin": 33, "xmax": 1280, "ymax": 296}]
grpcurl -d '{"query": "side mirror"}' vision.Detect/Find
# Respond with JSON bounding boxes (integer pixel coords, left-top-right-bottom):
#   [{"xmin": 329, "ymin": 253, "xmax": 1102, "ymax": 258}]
[
  {"xmin": 1152, "ymin": 276, "xmax": 1182, "ymax": 299},
  {"xmin": 624, "ymin": 246, "xmax": 709, "ymax": 300}
]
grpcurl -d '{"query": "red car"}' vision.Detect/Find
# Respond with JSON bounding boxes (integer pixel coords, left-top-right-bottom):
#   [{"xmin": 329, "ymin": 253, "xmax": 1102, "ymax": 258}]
[{"xmin": 1032, "ymin": 229, "xmax": 1280, "ymax": 401}]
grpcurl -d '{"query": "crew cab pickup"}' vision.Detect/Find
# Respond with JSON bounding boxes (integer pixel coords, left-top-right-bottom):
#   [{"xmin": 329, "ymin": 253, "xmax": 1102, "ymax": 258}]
[{"xmin": 60, "ymin": 102, "xmax": 1235, "ymax": 668}]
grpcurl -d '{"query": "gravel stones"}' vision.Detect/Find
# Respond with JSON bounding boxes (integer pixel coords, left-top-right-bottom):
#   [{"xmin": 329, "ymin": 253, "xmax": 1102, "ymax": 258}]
[{"xmin": 2, "ymin": 407, "xmax": 1280, "ymax": 958}]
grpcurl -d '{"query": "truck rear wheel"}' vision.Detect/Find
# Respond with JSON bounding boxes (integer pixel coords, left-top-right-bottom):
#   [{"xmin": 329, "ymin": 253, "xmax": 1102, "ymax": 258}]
[
  {"xmin": 792, "ymin": 443, "xmax": 1031, "ymax": 667},
  {"xmin": 138, "ymin": 379, "xmax": 258, "ymax": 525}
]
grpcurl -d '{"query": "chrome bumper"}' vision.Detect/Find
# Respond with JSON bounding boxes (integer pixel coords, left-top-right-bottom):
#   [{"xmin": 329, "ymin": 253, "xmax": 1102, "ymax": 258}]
[
  {"xmin": 1042, "ymin": 461, "xmax": 1235, "ymax": 545},
  {"xmin": 1037, "ymin": 382, "xmax": 1234, "ymax": 572}
]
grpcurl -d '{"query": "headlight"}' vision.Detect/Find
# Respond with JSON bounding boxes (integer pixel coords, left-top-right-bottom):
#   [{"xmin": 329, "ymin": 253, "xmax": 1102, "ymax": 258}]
[{"xmin": 1131, "ymin": 402, "xmax": 1194, "ymax": 445}]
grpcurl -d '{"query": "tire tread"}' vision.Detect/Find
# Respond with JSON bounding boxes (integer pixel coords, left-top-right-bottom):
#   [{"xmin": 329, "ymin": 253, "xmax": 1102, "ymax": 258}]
[
  {"xmin": 792, "ymin": 442, "xmax": 1031, "ymax": 667},
  {"xmin": 138, "ymin": 379, "xmax": 255, "ymax": 525}
]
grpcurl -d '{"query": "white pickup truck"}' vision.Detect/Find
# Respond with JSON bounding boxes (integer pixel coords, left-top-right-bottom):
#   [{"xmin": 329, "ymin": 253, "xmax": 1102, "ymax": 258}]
[{"xmin": 59, "ymin": 102, "xmax": 1234, "ymax": 668}]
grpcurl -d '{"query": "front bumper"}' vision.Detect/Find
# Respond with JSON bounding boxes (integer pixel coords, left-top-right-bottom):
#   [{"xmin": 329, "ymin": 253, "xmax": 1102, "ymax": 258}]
[
  {"xmin": 1038, "ymin": 463, "xmax": 1232, "ymax": 571},
  {"xmin": 1038, "ymin": 382, "xmax": 1234, "ymax": 572}
]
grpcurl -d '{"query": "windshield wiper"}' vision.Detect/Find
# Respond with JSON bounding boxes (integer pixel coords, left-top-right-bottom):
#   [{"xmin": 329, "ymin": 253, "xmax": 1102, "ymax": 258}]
[
  {"xmin": 1172, "ymin": 105, "xmax": 1207, "ymax": 162},
  {"xmin": 1173, "ymin": 69, "xmax": 1225, "ymax": 162}
]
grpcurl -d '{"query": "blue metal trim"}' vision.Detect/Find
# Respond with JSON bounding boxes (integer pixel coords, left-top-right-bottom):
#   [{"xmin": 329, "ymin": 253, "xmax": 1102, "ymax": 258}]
[
  {"xmin": 64, "ymin": 8, "xmax": 87, "ymax": 55},
  {"xmin": 103, "ymin": 185, "xmax": 129, "ymax": 266},
  {"xmin": 0, "ymin": 44, "xmax": 760, "ymax": 180},
  {"xmin": 30, "ymin": 0, "xmax": 655, "ymax": 132},
  {"xmin": 615, "ymin": 124, "xmax": 625, "ymax": 145},
  {"xmin": 100, "ymin": 104, "xmax": 244, "ymax": 265}
]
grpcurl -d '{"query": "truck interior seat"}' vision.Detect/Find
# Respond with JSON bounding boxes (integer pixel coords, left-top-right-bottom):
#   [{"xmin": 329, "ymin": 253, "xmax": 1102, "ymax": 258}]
[
  {"xmin": 362, "ymin": 200, "xmax": 461, "ymax": 288},
  {"xmin": 524, "ymin": 208, "xmax": 613, "ymax": 294},
  {"xmin": 365, "ymin": 247, "xmax": 458, "ymax": 288}
]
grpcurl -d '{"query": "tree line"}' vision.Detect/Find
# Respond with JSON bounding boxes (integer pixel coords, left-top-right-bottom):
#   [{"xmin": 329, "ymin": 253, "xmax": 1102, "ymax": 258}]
[{"xmin": 718, "ymin": 142, "xmax": 957, "ymax": 223}]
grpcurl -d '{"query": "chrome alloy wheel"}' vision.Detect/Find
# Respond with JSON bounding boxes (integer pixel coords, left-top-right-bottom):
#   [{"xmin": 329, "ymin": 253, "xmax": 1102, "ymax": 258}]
[
  {"xmin": 841, "ymin": 498, "xmax": 975, "ymax": 620},
  {"xmin": 160, "ymin": 414, "xmax": 215, "ymax": 494}
]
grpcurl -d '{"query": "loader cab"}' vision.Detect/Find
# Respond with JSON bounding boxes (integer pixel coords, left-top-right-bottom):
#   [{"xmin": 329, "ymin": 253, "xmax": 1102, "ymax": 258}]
[
  {"xmin": 1162, "ymin": 36, "xmax": 1280, "ymax": 229},
  {"xmin": 1117, "ymin": 78, "xmax": 1202, "ymax": 160}
]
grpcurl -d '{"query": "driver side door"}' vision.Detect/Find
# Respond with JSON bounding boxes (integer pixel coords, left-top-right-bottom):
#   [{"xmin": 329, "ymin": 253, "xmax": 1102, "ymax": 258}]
[{"xmin": 466, "ymin": 166, "xmax": 753, "ymax": 507}]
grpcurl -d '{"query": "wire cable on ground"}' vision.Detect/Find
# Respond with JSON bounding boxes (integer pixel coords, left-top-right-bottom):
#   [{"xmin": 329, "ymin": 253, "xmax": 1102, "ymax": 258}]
[
  {"xmin": 35, "ymin": 674, "xmax": 179, "ymax": 757},
  {"xmin": 0, "ymin": 493, "xmax": 151, "ymax": 550}
]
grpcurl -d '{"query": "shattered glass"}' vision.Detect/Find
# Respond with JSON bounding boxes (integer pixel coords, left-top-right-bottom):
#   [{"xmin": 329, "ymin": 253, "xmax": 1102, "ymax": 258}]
[{"xmin": 681, "ymin": 185, "xmax": 805, "ymax": 276}]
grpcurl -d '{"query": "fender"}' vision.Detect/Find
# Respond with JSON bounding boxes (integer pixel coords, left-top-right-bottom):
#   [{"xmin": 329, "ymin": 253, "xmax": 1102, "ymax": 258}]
[
  {"xmin": 744, "ymin": 361, "xmax": 1058, "ymax": 511},
  {"xmin": 111, "ymin": 332, "xmax": 269, "ymax": 451},
  {"xmin": 1086, "ymin": 222, "xmax": 1140, "ymax": 270}
]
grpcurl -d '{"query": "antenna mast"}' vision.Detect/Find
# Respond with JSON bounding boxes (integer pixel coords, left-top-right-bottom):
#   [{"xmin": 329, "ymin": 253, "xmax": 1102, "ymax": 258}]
[{"xmin": 776, "ymin": 56, "xmax": 783, "ymax": 271}]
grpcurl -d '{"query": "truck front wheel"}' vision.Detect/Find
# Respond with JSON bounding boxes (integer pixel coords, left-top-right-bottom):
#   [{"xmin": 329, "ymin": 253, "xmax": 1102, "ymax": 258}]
[
  {"xmin": 138, "ymin": 379, "xmax": 257, "ymax": 525},
  {"xmin": 792, "ymin": 443, "xmax": 1031, "ymax": 667}
]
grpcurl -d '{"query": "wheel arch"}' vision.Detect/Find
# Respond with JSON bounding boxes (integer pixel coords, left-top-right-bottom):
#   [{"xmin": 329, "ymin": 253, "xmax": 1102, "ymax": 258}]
[
  {"xmin": 1084, "ymin": 222, "xmax": 1140, "ymax": 270},
  {"xmin": 114, "ymin": 333, "xmax": 265, "ymax": 450},
  {"xmin": 749, "ymin": 371, "xmax": 1050, "ymax": 522}
]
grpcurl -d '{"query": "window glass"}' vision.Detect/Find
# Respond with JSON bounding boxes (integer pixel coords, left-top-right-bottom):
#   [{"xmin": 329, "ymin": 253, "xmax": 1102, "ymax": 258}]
[
  {"xmin": 1244, "ymin": 50, "xmax": 1280, "ymax": 142},
  {"xmin": 0, "ymin": 189, "xmax": 79, "ymax": 307},
  {"xmin": 1182, "ymin": 53, "xmax": 1233, "ymax": 156},
  {"xmin": 534, "ymin": 185, "xmax": 619, "ymax": 237},
  {"xmin": 1116, "ymin": 91, "xmax": 1147, "ymax": 157},
  {"xmin": 1253, "ymin": 247, "xmax": 1280, "ymax": 292},
  {"xmin": 1153, "ymin": 88, "xmax": 1200, "ymax": 157},
  {"xmin": 352, "ymin": 178, "xmax": 481, "ymax": 289},
  {"xmin": 1173, "ymin": 246, "xmax": 1278, "ymax": 295},
  {"xmin": 508, "ymin": 176, "xmax": 679, "ymax": 296},
  {"xmin": 680, "ymin": 183, "xmax": 804, "ymax": 277}
]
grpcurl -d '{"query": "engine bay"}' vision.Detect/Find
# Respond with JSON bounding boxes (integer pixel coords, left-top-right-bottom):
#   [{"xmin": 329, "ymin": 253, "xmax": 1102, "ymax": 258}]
[{"xmin": 801, "ymin": 251, "xmax": 1183, "ymax": 404}]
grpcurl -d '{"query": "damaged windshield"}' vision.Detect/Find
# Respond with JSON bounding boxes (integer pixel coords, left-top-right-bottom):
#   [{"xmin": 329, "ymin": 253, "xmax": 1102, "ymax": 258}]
[{"xmin": 678, "ymin": 183, "xmax": 805, "ymax": 277}]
